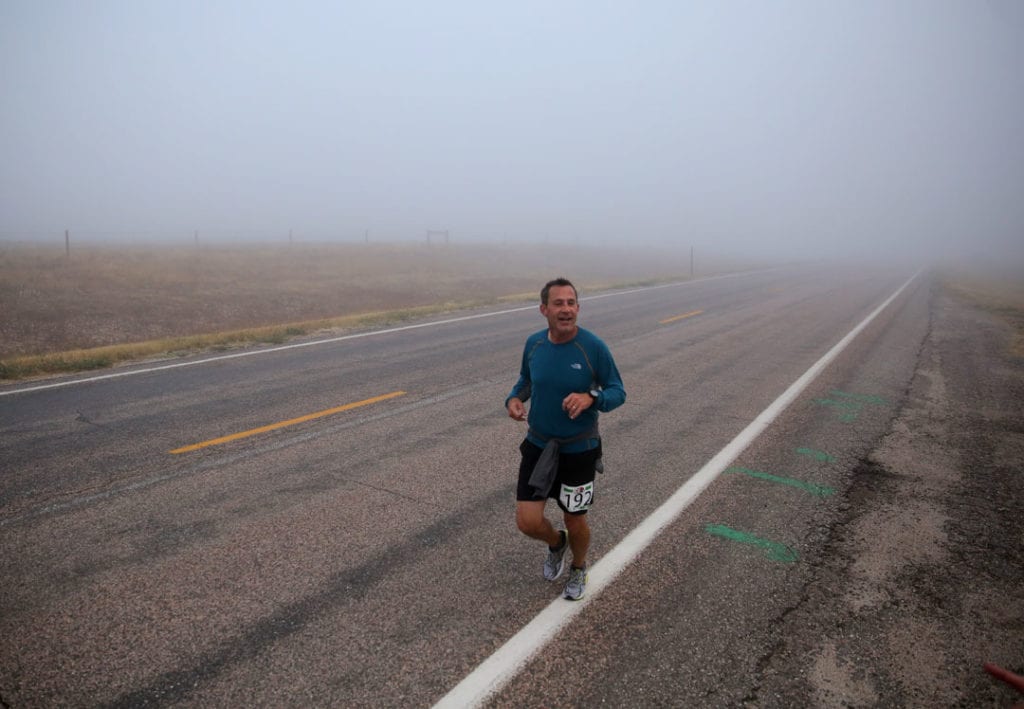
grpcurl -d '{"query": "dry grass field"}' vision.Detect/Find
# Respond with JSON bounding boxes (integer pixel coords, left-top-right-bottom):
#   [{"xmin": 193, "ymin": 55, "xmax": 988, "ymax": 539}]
[
  {"xmin": 4, "ymin": 243, "xmax": 1018, "ymax": 382},
  {"xmin": 0, "ymin": 241, "xmax": 721, "ymax": 380}
]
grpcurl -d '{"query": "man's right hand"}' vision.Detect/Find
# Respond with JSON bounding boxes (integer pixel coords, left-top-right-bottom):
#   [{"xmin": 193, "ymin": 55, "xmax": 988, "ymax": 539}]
[{"xmin": 507, "ymin": 397, "xmax": 526, "ymax": 421}]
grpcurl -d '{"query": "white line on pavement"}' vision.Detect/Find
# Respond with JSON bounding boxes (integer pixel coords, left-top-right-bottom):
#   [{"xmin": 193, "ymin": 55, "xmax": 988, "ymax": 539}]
[
  {"xmin": 432, "ymin": 269, "xmax": 922, "ymax": 708},
  {"xmin": 0, "ymin": 271, "xmax": 751, "ymax": 397}
]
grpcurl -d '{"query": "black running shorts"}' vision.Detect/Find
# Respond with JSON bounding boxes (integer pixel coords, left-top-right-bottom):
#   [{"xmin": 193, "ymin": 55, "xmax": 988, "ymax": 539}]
[{"xmin": 516, "ymin": 439, "xmax": 602, "ymax": 514}]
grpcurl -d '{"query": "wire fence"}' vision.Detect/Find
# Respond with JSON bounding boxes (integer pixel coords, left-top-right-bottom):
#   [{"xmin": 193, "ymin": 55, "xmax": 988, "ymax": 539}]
[
  {"xmin": 0, "ymin": 228, "xmax": 432, "ymax": 246},
  {"xmin": 0, "ymin": 228, "xmax": 597, "ymax": 249}
]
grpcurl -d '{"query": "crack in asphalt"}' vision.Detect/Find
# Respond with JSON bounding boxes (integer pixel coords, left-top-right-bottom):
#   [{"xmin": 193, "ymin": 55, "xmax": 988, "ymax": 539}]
[
  {"xmin": 737, "ymin": 422, "xmax": 922, "ymax": 706},
  {"xmin": 351, "ymin": 478, "xmax": 437, "ymax": 505},
  {"xmin": 76, "ymin": 411, "xmax": 105, "ymax": 428}
]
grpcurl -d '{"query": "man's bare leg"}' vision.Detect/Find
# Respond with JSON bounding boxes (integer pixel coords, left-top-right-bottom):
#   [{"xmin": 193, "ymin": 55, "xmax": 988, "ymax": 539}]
[
  {"xmin": 516, "ymin": 500, "xmax": 562, "ymax": 547},
  {"xmin": 563, "ymin": 511, "xmax": 590, "ymax": 568}
]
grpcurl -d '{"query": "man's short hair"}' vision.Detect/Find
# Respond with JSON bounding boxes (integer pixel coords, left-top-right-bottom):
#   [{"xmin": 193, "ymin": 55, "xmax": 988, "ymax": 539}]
[{"xmin": 541, "ymin": 277, "xmax": 577, "ymax": 305}]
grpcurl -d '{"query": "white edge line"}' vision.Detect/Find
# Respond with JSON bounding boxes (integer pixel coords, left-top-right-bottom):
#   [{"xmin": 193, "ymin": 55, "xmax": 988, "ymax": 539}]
[
  {"xmin": 0, "ymin": 306, "xmax": 533, "ymax": 397},
  {"xmin": 432, "ymin": 269, "xmax": 923, "ymax": 708},
  {"xmin": 0, "ymin": 271, "xmax": 754, "ymax": 398}
]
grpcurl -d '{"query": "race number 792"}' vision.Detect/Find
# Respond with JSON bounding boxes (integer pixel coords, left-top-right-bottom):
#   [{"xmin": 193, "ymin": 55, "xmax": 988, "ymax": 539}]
[{"xmin": 559, "ymin": 482, "xmax": 594, "ymax": 513}]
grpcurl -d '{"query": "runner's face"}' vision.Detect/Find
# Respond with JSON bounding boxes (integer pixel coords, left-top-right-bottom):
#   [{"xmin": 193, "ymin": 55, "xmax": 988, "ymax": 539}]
[{"xmin": 541, "ymin": 285, "xmax": 579, "ymax": 342}]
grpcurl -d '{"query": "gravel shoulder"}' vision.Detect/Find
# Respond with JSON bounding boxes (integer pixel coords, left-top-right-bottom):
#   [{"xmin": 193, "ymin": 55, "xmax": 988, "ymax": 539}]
[{"xmin": 759, "ymin": 279, "xmax": 1024, "ymax": 707}]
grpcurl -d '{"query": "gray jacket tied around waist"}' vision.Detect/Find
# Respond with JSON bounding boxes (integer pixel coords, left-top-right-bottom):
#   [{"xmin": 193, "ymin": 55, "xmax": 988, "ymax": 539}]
[{"xmin": 527, "ymin": 424, "xmax": 602, "ymax": 497}]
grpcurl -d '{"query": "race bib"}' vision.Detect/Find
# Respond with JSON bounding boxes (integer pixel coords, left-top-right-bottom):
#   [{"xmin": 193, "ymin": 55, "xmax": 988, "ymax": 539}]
[{"xmin": 559, "ymin": 481, "xmax": 594, "ymax": 513}]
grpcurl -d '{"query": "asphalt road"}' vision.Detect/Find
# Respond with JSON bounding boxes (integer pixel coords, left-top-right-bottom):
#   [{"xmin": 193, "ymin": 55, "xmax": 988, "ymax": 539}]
[{"xmin": 1, "ymin": 265, "xmax": 1020, "ymax": 707}]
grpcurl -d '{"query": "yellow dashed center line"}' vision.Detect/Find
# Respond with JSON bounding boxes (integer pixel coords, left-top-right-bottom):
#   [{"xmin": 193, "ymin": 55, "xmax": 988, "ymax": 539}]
[
  {"xmin": 659, "ymin": 309, "xmax": 704, "ymax": 325},
  {"xmin": 169, "ymin": 390, "xmax": 406, "ymax": 454}
]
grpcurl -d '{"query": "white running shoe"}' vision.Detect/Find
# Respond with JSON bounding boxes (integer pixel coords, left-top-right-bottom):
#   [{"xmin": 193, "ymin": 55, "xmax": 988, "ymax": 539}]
[
  {"xmin": 563, "ymin": 564, "xmax": 587, "ymax": 601},
  {"xmin": 543, "ymin": 530, "xmax": 569, "ymax": 581}
]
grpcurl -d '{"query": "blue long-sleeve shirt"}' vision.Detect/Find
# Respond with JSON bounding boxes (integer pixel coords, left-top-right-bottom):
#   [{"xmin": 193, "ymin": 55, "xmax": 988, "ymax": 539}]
[{"xmin": 506, "ymin": 327, "xmax": 626, "ymax": 453}]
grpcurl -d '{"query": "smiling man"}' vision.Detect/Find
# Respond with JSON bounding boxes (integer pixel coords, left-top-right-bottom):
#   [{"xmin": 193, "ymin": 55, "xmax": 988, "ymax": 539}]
[{"xmin": 505, "ymin": 277, "xmax": 626, "ymax": 601}]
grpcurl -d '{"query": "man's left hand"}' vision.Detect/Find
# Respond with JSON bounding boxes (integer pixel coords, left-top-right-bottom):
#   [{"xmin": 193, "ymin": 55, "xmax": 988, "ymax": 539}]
[{"xmin": 562, "ymin": 392, "xmax": 594, "ymax": 420}]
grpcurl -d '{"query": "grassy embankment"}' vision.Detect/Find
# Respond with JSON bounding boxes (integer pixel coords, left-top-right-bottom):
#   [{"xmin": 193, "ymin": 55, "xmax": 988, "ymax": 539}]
[{"xmin": 0, "ymin": 242, "xmax": 696, "ymax": 381}]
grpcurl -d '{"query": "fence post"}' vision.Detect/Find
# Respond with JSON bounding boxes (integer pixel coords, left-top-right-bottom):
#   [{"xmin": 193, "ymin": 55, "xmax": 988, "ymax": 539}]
[{"xmin": 65, "ymin": 229, "xmax": 70, "ymax": 258}]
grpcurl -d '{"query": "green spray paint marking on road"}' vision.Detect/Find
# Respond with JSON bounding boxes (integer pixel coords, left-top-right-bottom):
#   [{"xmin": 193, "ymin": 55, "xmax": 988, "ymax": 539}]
[
  {"xmin": 815, "ymin": 391, "xmax": 888, "ymax": 423},
  {"xmin": 726, "ymin": 466, "xmax": 835, "ymax": 497},
  {"xmin": 815, "ymin": 398, "xmax": 861, "ymax": 409},
  {"xmin": 815, "ymin": 398, "xmax": 861, "ymax": 422},
  {"xmin": 704, "ymin": 524, "xmax": 799, "ymax": 563},
  {"xmin": 829, "ymin": 390, "xmax": 888, "ymax": 406},
  {"xmin": 796, "ymin": 447, "xmax": 834, "ymax": 463}
]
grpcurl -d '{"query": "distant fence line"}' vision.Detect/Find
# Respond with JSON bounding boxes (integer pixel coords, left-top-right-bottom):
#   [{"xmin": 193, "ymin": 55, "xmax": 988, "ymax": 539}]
[
  {"xmin": 0, "ymin": 229, "xmax": 594, "ymax": 248},
  {"xmin": 0, "ymin": 229, "xmax": 436, "ymax": 246}
]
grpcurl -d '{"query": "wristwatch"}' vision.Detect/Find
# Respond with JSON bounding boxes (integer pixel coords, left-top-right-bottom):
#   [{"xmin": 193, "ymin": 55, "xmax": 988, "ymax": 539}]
[{"xmin": 589, "ymin": 388, "xmax": 601, "ymax": 404}]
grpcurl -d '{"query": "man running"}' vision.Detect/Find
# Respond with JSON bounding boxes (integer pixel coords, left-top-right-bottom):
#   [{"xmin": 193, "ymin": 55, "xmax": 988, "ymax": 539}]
[{"xmin": 505, "ymin": 277, "xmax": 626, "ymax": 600}]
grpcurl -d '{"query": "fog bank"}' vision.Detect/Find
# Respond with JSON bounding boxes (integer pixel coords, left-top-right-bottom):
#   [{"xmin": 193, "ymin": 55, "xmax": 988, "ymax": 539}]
[{"xmin": 3, "ymin": 1, "xmax": 1023, "ymax": 267}]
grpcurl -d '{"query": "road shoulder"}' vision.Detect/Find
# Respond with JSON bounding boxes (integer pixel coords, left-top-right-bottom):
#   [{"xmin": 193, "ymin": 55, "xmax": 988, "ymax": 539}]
[{"xmin": 762, "ymin": 279, "xmax": 1024, "ymax": 706}]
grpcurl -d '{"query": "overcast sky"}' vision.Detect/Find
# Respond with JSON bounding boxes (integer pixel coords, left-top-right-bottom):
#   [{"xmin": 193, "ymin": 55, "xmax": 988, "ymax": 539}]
[{"xmin": 2, "ymin": 1, "xmax": 1022, "ymax": 263}]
